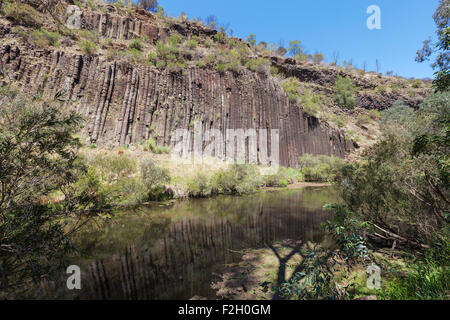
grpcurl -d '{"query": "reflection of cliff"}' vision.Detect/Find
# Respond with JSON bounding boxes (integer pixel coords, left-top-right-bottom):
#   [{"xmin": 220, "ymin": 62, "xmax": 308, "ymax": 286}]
[{"xmin": 38, "ymin": 191, "xmax": 332, "ymax": 300}]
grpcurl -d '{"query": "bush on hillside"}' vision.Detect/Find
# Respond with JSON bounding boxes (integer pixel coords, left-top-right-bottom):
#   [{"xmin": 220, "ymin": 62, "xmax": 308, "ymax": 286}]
[{"xmin": 334, "ymin": 76, "xmax": 355, "ymax": 109}]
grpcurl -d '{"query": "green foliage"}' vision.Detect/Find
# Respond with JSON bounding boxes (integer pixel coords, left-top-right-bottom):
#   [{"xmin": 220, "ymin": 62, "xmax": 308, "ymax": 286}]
[
  {"xmin": 288, "ymin": 40, "xmax": 303, "ymax": 56},
  {"xmin": 147, "ymin": 138, "xmax": 169, "ymax": 154},
  {"xmin": 153, "ymin": 35, "xmax": 187, "ymax": 71},
  {"xmin": 245, "ymin": 58, "xmax": 270, "ymax": 73},
  {"xmin": 31, "ymin": 28, "xmax": 60, "ymax": 47},
  {"xmin": 137, "ymin": 0, "xmax": 159, "ymax": 12},
  {"xmin": 380, "ymin": 249, "xmax": 450, "ymax": 300},
  {"xmin": 281, "ymin": 77, "xmax": 300, "ymax": 103},
  {"xmin": 415, "ymin": 1, "xmax": 449, "ymax": 91},
  {"xmin": 333, "ymin": 76, "xmax": 355, "ymax": 109},
  {"xmin": 355, "ymin": 114, "xmax": 371, "ymax": 127},
  {"xmin": 300, "ymin": 90, "xmax": 322, "ymax": 116},
  {"xmin": 2, "ymin": 2, "xmax": 41, "ymax": 28},
  {"xmin": 187, "ymin": 173, "xmax": 213, "ymax": 197},
  {"xmin": 337, "ymin": 92, "xmax": 449, "ymax": 246},
  {"xmin": 247, "ymin": 34, "xmax": 256, "ymax": 46},
  {"xmin": 106, "ymin": 48, "xmax": 146, "ymax": 64},
  {"xmin": 411, "ymin": 79, "xmax": 423, "ymax": 88},
  {"xmin": 168, "ymin": 33, "xmax": 183, "ymax": 47},
  {"xmin": 298, "ymin": 154, "xmax": 345, "ymax": 182},
  {"xmin": 129, "ymin": 38, "xmax": 143, "ymax": 51},
  {"xmin": 323, "ymin": 204, "xmax": 371, "ymax": 263},
  {"xmin": 279, "ymin": 205, "xmax": 371, "ymax": 300},
  {"xmin": 214, "ymin": 30, "xmax": 226, "ymax": 43},
  {"xmin": 434, "ymin": 69, "xmax": 450, "ymax": 92},
  {"xmin": 78, "ymin": 39, "xmax": 98, "ymax": 55},
  {"xmin": 263, "ymin": 167, "xmax": 304, "ymax": 187},
  {"xmin": 213, "ymin": 164, "xmax": 262, "ymax": 195},
  {"xmin": 140, "ymin": 158, "xmax": 170, "ymax": 194},
  {"xmin": 216, "ymin": 63, "xmax": 227, "ymax": 73},
  {"xmin": 368, "ymin": 109, "xmax": 381, "ymax": 121},
  {"xmin": 184, "ymin": 39, "xmax": 198, "ymax": 50},
  {"xmin": 0, "ymin": 88, "xmax": 85, "ymax": 295}
]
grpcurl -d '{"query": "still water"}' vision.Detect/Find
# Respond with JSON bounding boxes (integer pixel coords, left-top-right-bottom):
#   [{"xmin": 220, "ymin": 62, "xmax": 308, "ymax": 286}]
[{"xmin": 40, "ymin": 187, "xmax": 339, "ymax": 300}]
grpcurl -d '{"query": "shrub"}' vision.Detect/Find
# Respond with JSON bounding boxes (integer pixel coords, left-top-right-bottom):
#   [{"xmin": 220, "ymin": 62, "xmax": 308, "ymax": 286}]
[
  {"xmin": 214, "ymin": 31, "xmax": 227, "ymax": 43},
  {"xmin": 216, "ymin": 63, "xmax": 227, "ymax": 74},
  {"xmin": 129, "ymin": 38, "xmax": 143, "ymax": 51},
  {"xmin": 0, "ymin": 88, "xmax": 90, "ymax": 294},
  {"xmin": 300, "ymin": 90, "xmax": 322, "ymax": 116},
  {"xmin": 356, "ymin": 114, "xmax": 371, "ymax": 127},
  {"xmin": 78, "ymin": 39, "xmax": 98, "ymax": 55},
  {"xmin": 281, "ymin": 77, "xmax": 300, "ymax": 103},
  {"xmin": 213, "ymin": 164, "xmax": 262, "ymax": 195},
  {"xmin": 298, "ymin": 154, "xmax": 345, "ymax": 182},
  {"xmin": 263, "ymin": 167, "xmax": 304, "ymax": 187},
  {"xmin": 31, "ymin": 28, "xmax": 60, "ymax": 47},
  {"xmin": 184, "ymin": 39, "xmax": 198, "ymax": 50},
  {"xmin": 2, "ymin": 3, "xmax": 42, "ymax": 28},
  {"xmin": 187, "ymin": 173, "xmax": 213, "ymax": 197},
  {"xmin": 334, "ymin": 76, "xmax": 355, "ymax": 109},
  {"xmin": 411, "ymin": 79, "xmax": 423, "ymax": 88},
  {"xmin": 368, "ymin": 109, "xmax": 381, "ymax": 121},
  {"xmin": 270, "ymin": 66, "xmax": 280, "ymax": 77},
  {"xmin": 168, "ymin": 33, "xmax": 183, "ymax": 47},
  {"xmin": 380, "ymin": 100, "xmax": 415, "ymax": 130},
  {"xmin": 245, "ymin": 58, "xmax": 271, "ymax": 74},
  {"xmin": 140, "ymin": 158, "xmax": 170, "ymax": 191},
  {"xmin": 380, "ymin": 257, "xmax": 450, "ymax": 300},
  {"xmin": 90, "ymin": 154, "xmax": 137, "ymax": 185},
  {"xmin": 330, "ymin": 114, "xmax": 345, "ymax": 128},
  {"xmin": 337, "ymin": 92, "xmax": 450, "ymax": 245},
  {"xmin": 147, "ymin": 51, "xmax": 157, "ymax": 65},
  {"xmin": 147, "ymin": 138, "xmax": 169, "ymax": 154}
]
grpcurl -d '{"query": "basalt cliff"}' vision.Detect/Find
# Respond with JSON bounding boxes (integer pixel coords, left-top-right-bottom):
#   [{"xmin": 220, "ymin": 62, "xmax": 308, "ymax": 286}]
[{"xmin": 0, "ymin": 0, "xmax": 431, "ymax": 167}]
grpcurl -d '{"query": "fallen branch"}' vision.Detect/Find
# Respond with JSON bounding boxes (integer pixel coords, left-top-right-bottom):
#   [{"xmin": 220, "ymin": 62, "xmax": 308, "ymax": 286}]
[{"xmin": 371, "ymin": 224, "xmax": 429, "ymax": 249}]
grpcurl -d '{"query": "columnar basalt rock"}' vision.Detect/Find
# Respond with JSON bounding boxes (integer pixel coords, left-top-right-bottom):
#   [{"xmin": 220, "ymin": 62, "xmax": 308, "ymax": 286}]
[
  {"xmin": 0, "ymin": 45, "xmax": 353, "ymax": 167},
  {"xmin": 0, "ymin": 3, "xmax": 431, "ymax": 167}
]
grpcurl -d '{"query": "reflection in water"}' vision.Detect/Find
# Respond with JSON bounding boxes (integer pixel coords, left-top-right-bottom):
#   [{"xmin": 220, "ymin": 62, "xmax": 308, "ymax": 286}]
[{"xmin": 38, "ymin": 187, "xmax": 339, "ymax": 300}]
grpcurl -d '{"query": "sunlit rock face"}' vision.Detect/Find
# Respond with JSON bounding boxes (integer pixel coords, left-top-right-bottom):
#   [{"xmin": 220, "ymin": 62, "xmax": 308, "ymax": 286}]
[
  {"xmin": 0, "ymin": 44, "xmax": 354, "ymax": 167},
  {"xmin": 0, "ymin": 4, "xmax": 429, "ymax": 167}
]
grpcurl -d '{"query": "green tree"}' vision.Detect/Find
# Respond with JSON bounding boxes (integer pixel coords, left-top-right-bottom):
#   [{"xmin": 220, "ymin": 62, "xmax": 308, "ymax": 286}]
[
  {"xmin": 333, "ymin": 76, "xmax": 355, "ymax": 109},
  {"xmin": 137, "ymin": 0, "xmax": 158, "ymax": 12},
  {"xmin": 337, "ymin": 91, "xmax": 450, "ymax": 246},
  {"xmin": 247, "ymin": 34, "xmax": 256, "ymax": 46},
  {"xmin": 0, "ymin": 87, "xmax": 95, "ymax": 297},
  {"xmin": 416, "ymin": 0, "xmax": 450, "ymax": 91},
  {"xmin": 288, "ymin": 40, "xmax": 303, "ymax": 56}
]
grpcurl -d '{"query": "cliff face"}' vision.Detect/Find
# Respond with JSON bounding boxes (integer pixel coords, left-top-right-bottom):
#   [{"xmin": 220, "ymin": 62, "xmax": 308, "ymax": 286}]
[
  {"xmin": 0, "ymin": 2, "xmax": 431, "ymax": 167},
  {"xmin": 0, "ymin": 44, "xmax": 353, "ymax": 167}
]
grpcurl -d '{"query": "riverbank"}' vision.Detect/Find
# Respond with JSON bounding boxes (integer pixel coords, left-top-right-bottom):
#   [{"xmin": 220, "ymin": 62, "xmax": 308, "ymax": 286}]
[
  {"xmin": 210, "ymin": 239, "xmax": 442, "ymax": 300},
  {"xmin": 66, "ymin": 146, "xmax": 343, "ymax": 209}
]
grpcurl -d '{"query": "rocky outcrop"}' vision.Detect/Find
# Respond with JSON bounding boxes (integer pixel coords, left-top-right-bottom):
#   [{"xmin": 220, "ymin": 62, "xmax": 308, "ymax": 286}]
[
  {"xmin": 1, "ymin": 3, "xmax": 430, "ymax": 167},
  {"xmin": 0, "ymin": 44, "xmax": 353, "ymax": 167},
  {"xmin": 79, "ymin": 6, "xmax": 217, "ymax": 45},
  {"xmin": 271, "ymin": 56, "xmax": 429, "ymax": 110}
]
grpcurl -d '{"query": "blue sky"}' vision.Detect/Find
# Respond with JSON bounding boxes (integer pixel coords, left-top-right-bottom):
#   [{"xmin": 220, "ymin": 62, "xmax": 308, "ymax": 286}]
[{"xmin": 158, "ymin": 0, "xmax": 440, "ymax": 79}]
